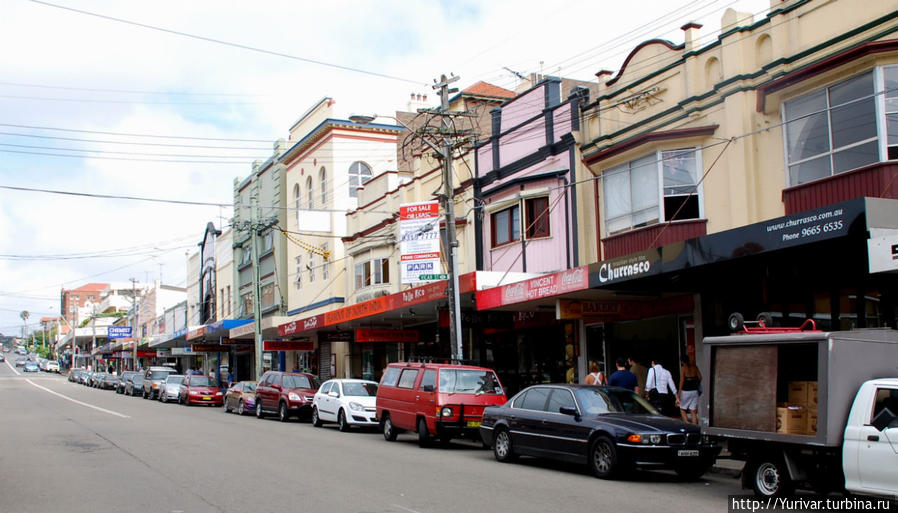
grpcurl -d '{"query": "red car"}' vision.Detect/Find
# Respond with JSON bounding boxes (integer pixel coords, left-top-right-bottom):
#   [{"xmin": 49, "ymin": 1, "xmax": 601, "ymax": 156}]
[
  {"xmin": 178, "ymin": 375, "xmax": 223, "ymax": 406},
  {"xmin": 376, "ymin": 362, "xmax": 508, "ymax": 447},
  {"xmin": 255, "ymin": 371, "xmax": 320, "ymax": 422}
]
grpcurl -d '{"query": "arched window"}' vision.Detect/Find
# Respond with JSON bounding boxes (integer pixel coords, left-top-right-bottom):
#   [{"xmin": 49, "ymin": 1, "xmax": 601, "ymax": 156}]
[
  {"xmin": 319, "ymin": 167, "xmax": 327, "ymax": 206},
  {"xmin": 306, "ymin": 176, "xmax": 313, "ymax": 209},
  {"xmin": 293, "ymin": 183, "xmax": 301, "ymax": 215},
  {"xmin": 348, "ymin": 161, "xmax": 372, "ymax": 198}
]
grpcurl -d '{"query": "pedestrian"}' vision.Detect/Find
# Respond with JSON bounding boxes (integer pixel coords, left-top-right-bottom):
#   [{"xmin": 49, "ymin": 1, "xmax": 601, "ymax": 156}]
[
  {"xmin": 627, "ymin": 356, "xmax": 648, "ymax": 395},
  {"xmin": 226, "ymin": 368, "xmax": 234, "ymax": 388},
  {"xmin": 608, "ymin": 357, "xmax": 639, "ymax": 394},
  {"xmin": 583, "ymin": 361, "xmax": 607, "ymax": 385},
  {"xmin": 678, "ymin": 354, "xmax": 702, "ymax": 424},
  {"xmin": 645, "ymin": 358, "xmax": 678, "ymax": 416},
  {"xmin": 292, "ymin": 362, "xmax": 301, "ymax": 373}
]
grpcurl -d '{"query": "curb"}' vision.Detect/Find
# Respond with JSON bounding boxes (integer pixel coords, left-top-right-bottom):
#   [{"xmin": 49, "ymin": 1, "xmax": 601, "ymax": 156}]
[{"xmin": 710, "ymin": 461, "xmax": 743, "ymax": 478}]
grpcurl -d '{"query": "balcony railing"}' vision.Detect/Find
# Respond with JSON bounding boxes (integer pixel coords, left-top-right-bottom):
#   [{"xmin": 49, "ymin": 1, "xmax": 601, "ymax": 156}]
[
  {"xmin": 602, "ymin": 219, "xmax": 707, "ymax": 260},
  {"xmin": 783, "ymin": 161, "xmax": 898, "ymax": 215}
]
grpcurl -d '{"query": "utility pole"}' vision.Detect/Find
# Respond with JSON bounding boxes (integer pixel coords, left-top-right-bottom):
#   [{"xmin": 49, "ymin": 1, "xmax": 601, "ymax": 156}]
[
  {"xmin": 251, "ymin": 194, "xmax": 264, "ymax": 380},
  {"xmin": 131, "ymin": 278, "xmax": 138, "ymax": 371}
]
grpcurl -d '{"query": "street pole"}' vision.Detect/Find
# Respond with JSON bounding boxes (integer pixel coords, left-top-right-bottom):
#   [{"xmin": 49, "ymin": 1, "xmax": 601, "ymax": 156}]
[
  {"xmin": 131, "ymin": 278, "xmax": 138, "ymax": 371},
  {"xmin": 434, "ymin": 74, "xmax": 464, "ymax": 361},
  {"xmin": 70, "ymin": 306, "xmax": 77, "ymax": 370},
  {"xmin": 91, "ymin": 309, "xmax": 96, "ymax": 371},
  {"xmin": 251, "ymin": 195, "xmax": 264, "ymax": 380}
]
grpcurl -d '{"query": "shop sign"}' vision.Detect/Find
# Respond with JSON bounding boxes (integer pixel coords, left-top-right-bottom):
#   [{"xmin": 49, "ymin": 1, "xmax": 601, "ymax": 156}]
[
  {"xmin": 172, "ymin": 347, "xmax": 196, "ymax": 356},
  {"xmin": 476, "ymin": 266, "xmax": 589, "ymax": 310},
  {"xmin": 229, "ymin": 323, "xmax": 255, "ymax": 339},
  {"xmin": 868, "ymin": 233, "xmax": 898, "ymax": 274},
  {"xmin": 355, "ymin": 329, "xmax": 419, "ymax": 343},
  {"xmin": 513, "ymin": 312, "xmax": 556, "ymax": 330},
  {"xmin": 263, "ymin": 340, "xmax": 314, "ymax": 352},
  {"xmin": 578, "ymin": 296, "xmax": 693, "ymax": 322},
  {"xmin": 107, "ymin": 326, "xmax": 132, "ymax": 339},
  {"xmin": 319, "ymin": 330, "xmax": 354, "ymax": 343},
  {"xmin": 137, "ymin": 350, "xmax": 157, "ymax": 358},
  {"xmin": 399, "ymin": 201, "xmax": 441, "ymax": 284},
  {"xmin": 186, "ymin": 327, "xmax": 206, "ymax": 341},
  {"xmin": 234, "ymin": 345, "xmax": 254, "ymax": 354},
  {"xmin": 156, "ymin": 348, "xmax": 171, "ymax": 357},
  {"xmin": 597, "ymin": 254, "xmax": 654, "ymax": 284},
  {"xmin": 556, "ymin": 299, "xmax": 583, "ymax": 319},
  {"xmin": 220, "ymin": 337, "xmax": 252, "ymax": 345},
  {"xmin": 190, "ymin": 344, "xmax": 223, "ymax": 353}
]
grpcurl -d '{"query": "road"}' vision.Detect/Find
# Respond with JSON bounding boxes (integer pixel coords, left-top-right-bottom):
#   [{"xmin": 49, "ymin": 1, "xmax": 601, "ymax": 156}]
[{"xmin": 0, "ymin": 360, "xmax": 747, "ymax": 513}]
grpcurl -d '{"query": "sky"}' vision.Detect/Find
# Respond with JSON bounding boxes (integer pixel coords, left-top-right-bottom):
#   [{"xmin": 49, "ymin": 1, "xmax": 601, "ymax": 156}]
[{"xmin": 0, "ymin": 0, "xmax": 771, "ymax": 337}]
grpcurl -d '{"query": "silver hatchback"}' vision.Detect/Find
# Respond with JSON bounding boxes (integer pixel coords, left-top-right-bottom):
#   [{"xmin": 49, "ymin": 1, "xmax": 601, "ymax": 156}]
[{"xmin": 159, "ymin": 374, "xmax": 185, "ymax": 403}]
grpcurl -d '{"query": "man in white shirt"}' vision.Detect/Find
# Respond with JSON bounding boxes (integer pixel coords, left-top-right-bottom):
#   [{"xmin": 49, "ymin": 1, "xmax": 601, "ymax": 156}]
[{"xmin": 645, "ymin": 360, "xmax": 678, "ymax": 415}]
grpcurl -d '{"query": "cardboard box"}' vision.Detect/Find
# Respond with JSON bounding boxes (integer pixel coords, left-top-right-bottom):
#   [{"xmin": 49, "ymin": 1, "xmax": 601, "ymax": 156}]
[
  {"xmin": 806, "ymin": 406, "xmax": 818, "ymax": 435},
  {"xmin": 776, "ymin": 405, "xmax": 807, "ymax": 434},
  {"xmin": 808, "ymin": 381, "xmax": 818, "ymax": 408},
  {"xmin": 788, "ymin": 381, "xmax": 815, "ymax": 406}
]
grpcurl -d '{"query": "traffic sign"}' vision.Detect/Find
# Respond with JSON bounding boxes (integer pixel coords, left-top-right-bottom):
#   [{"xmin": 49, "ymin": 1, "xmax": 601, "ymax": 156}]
[{"xmin": 418, "ymin": 274, "xmax": 448, "ymax": 281}]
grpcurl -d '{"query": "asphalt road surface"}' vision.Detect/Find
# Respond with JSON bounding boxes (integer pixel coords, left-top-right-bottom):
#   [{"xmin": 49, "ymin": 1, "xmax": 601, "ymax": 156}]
[{"xmin": 0, "ymin": 361, "xmax": 747, "ymax": 513}]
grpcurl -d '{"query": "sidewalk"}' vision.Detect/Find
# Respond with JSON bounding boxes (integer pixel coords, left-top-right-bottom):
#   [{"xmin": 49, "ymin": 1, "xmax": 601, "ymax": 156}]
[{"xmin": 710, "ymin": 455, "xmax": 744, "ymax": 478}]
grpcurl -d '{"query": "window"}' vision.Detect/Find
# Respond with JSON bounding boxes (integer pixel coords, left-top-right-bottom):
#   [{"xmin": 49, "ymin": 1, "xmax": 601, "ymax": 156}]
[
  {"xmin": 397, "ymin": 369, "xmax": 419, "ymax": 389},
  {"xmin": 321, "ymin": 243, "xmax": 329, "ymax": 281},
  {"xmin": 226, "ymin": 286, "xmax": 231, "ymax": 316},
  {"xmin": 520, "ymin": 387, "xmax": 550, "ymax": 411},
  {"xmin": 883, "ymin": 67, "xmax": 898, "ymax": 159},
  {"xmin": 420, "ymin": 369, "xmax": 437, "ymax": 391},
  {"xmin": 294, "ymin": 183, "xmax": 301, "ymax": 218},
  {"xmin": 785, "ymin": 71, "xmax": 879, "ymax": 185},
  {"xmin": 319, "ymin": 167, "xmax": 327, "ymax": 206},
  {"xmin": 294, "ymin": 256, "xmax": 302, "ymax": 289},
  {"xmin": 491, "ymin": 205, "xmax": 520, "ymax": 247},
  {"xmin": 525, "ymin": 196, "xmax": 550, "ymax": 238},
  {"xmin": 263, "ymin": 232, "xmax": 273, "ymax": 252},
  {"xmin": 306, "ymin": 176, "xmax": 313, "ymax": 209},
  {"xmin": 603, "ymin": 148, "xmax": 701, "ymax": 234},
  {"xmin": 354, "ymin": 258, "xmax": 390, "ymax": 289},
  {"xmin": 220, "ymin": 289, "xmax": 224, "ymax": 319},
  {"xmin": 348, "ymin": 161, "xmax": 372, "ymax": 198},
  {"xmin": 547, "ymin": 388, "xmax": 577, "ymax": 414},
  {"xmin": 308, "ymin": 253, "xmax": 315, "ymax": 283},
  {"xmin": 871, "ymin": 387, "xmax": 898, "ymax": 426},
  {"xmin": 241, "ymin": 247, "xmax": 251, "ymax": 266},
  {"xmin": 381, "ymin": 367, "xmax": 401, "ymax": 387},
  {"xmin": 261, "ymin": 283, "xmax": 275, "ymax": 309},
  {"xmin": 241, "ymin": 292, "xmax": 253, "ymax": 316}
]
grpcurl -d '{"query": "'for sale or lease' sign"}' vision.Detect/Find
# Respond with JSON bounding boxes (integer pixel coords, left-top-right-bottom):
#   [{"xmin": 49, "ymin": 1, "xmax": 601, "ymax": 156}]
[{"xmin": 399, "ymin": 201, "xmax": 442, "ymax": 284}]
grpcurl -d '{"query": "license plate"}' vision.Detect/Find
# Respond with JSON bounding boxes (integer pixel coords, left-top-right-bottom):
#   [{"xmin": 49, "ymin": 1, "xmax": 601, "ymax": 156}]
[
  {"xmin": 677, "ymin": 449, "xmax": 699, "ymax": 457},
  {"xmin": 466, "ymin": 421, "xmax": 482, "ymax": 428},
  {"xmin": 202, "ymin": 396, "xmax": 211, "ymax": 401}
]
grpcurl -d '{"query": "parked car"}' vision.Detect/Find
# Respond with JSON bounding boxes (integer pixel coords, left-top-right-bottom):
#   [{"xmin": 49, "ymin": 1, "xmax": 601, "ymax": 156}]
[
  {"xmin": 125, "ymin": 374, "xmax": 145, "ymax": 396},
  {"xmin": 116, "ymin": 371, "xmax": 138, "ymax": 394},
  {"xmin": 23, "ymin": 361, "xmax": 39, "ymax": 373},
  {"xmin": 312, "ymin": 379, "xmax": 379, "ymax": 431},
  {"xmin": 0, "ymin": 353, "xmax": 5, "ymax": 363},
  {"xmin": 159, "ymin": 375, "xmax": 185, "ymax": 403},
  {"xmin": 377, "ymin": 362, "xmax": 508, "ymax": 447},
  {"xmin": 91, "ymin": 372, "xmax": 107, "ymax": 388},
  {"xmin": 46, "ymin": 361, "xmax": 59, "ymax": 373},
  {"xmin": 143, "ymin": 366, "xmax": 177, "ymax": 399},
  {"xmin": 101, "ymin": 374, "xmax": 121, "ymax": 390},
  {"xmin": 15, "ymin": 356, "xmax": 26, "ymax": 367},
  {"xmin": 178, "ymin": 374, "xmax": 223, "ymax": 406},
  {"xmin": 223, "ymin": 381, "xmax": 257, "ymax": 415},
  {"xmin": 255, "ymin": 371, "xmax": 319, "ymax": 422},
  {"xmin": 480, "ymin": 384, "xmax": 719, "ymax": 480},
  {"xmin": 38, "ymin": 358, "xmax": 48, "ymax": 371},
  {"xmin": 81, "ymin": 371, "xmax": 94, "ymax": 385}
]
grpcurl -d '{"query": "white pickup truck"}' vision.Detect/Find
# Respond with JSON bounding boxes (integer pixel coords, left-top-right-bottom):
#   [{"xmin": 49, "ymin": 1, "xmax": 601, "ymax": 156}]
[{"xmin": 701, "ymin": 329, "xmax": 898, "ymax": 499}]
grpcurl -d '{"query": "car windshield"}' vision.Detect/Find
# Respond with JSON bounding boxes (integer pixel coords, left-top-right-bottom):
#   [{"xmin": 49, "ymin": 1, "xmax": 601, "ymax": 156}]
[
  {"xmin": 439, "ymin": 370, "xmax": 502, "ymax": 394},
  {"xmin": 343, "ymin": 382, "xmax": 377, "ymax": 396},
  {"xmin": 243, "ymin": 383, "xmax": 256, "ymax": 392},
  {"xmin": 189, "ymin": 377, "xmax": 214, "ymax": 387},
  {"xmin": 149, "ymin": 371, "xmax": 172, "ymax": 380},
  {"xmin": 166, "ymin": 376, "xmax": 184, "ymax": 384},
  {"xmin": 283, "ymin": 375, "xmax": 318, "ymax": 389},
  {"xmin": 575, "ymin": 388, "xmax": 659, "ymax": 415},
  {"xmin": 132, "ymin": 376, "xmax": 144, "ymax": 383}
]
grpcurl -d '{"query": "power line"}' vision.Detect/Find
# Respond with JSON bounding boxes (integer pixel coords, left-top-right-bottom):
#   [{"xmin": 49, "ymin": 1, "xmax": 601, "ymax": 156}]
[
  {"xmin": 0, "ymin": 130, "xmax": 270, "ymax": 150},
  {"xmin": 0, "ymin": 93, "xmax": 266, "ymax": 106},
  {"xmin": 0, "ymin": 148, "xmax": 252, "ymax": 164},
  {"xmin": 0, "ymin": 142, "xmax": 267, "ymax": 159},
  {"xmin": 0, "ymin": 122, "xmax": 272, "ymax": 143},
  {"xmin": 0, "ymin": 80, "xmax": 265, "ymax": 97},
  {"xmin": 30, "ymin": 0, "xmax": 425, "ymax": 86},
  {"xmin": 0, "ymin": 184, "xmax": 232, "ymax": 207}
]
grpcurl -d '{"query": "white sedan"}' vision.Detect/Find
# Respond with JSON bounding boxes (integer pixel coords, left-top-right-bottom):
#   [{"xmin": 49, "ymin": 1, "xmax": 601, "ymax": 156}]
[
  {"xmin": 311, "ymin": 379, "xmax": 379, "ymax": 432},
  {"xmin": 46, "ymin": 361, "xmax": 60, "ymax": 373}
]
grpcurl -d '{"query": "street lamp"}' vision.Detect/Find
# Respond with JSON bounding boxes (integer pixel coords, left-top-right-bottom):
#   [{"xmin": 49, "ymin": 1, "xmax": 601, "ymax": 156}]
[{"xmin": 349, "ymin": 111, "xmax": 464, "ymax": 361}]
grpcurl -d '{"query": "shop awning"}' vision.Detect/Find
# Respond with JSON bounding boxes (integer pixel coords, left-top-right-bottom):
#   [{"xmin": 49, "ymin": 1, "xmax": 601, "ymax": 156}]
[{"xmin": 149, "ymin": 326, "xmax": 203, "ymax": 349}]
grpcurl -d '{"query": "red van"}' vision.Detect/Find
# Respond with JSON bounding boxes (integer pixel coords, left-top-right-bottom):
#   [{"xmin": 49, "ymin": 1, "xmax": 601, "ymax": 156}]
[{"xmin": 376, "ymin": 362, "xmax": 507, "ymax": 447}]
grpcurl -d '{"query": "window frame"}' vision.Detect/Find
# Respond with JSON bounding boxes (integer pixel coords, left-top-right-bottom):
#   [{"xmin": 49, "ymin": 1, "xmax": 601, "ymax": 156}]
[
  {"xmin": 490, "ymin": 204, "xmax": 520, "ymax": 248},
  {"xmin": 354, "ymin": 257, "xmax": 390, "ymax": 290},
  {"xmin": 348, "ymin": 161, "xmax": 372, "ymax": 199},
  {"xmin": 294, "ymin": 255, "xmax": 302, "ymax": 289},
  {"xmin": 319, "ymin": 167, "xmax": 327, "ymax": 206},
  {"xmin": 524, "ymin": 196, "xmax": 550, "ymax": 239}
]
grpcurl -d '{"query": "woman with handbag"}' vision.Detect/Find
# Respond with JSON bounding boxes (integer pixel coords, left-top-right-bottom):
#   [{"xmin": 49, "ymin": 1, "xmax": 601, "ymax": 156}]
[{"xmin": 678, "ymin": 354, "xmax": 702, "ymax": 424}]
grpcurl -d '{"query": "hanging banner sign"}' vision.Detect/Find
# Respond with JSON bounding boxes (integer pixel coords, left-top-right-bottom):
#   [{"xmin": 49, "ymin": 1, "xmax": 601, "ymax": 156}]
[
  {"xmin": 263, "ymin": 340, "xmax": 314, "ymax": 352},
  {"xmin": 399, "ymin": 201, "xmax": 442, "ymax": 284},
  {"xmin": 355, "ymin": 329, "xmax": 419, "ymax": 343}
]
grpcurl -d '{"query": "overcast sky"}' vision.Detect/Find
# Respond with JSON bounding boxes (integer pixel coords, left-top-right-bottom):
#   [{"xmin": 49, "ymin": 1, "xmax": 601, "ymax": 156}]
[{"xmin": 0, "ymin": 0, "xmax": 769, "ymax": 336}]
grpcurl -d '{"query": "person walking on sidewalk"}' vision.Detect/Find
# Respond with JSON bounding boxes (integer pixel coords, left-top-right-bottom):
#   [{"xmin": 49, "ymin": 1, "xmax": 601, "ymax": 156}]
[
  {"xmin": 608, "ymin": 358, "xmax": 639, "ymax": 394},
  {"xmin": 583, "ymin": 361, "xmax": 607, "ymax": 386},
  {"xmin": 678, "ymin": 354, "xmax": 702, "ymax": 424},
  {"xmin": 645, "ymin": 359, "xmax": 678, "ymax": 416}
]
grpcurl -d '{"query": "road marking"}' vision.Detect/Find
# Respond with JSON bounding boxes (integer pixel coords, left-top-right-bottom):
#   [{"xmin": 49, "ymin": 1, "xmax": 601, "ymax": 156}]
[
  {"xmin": 4, "ymin": 358, "xmax": 21, "ymax": 375},
  {"xmin": 25, "ymin": 378, "xmax": 130, "ymax": 419},
  {"xmin": 392, "ymin": 505, "xmax": 423, "ymax": 513}
]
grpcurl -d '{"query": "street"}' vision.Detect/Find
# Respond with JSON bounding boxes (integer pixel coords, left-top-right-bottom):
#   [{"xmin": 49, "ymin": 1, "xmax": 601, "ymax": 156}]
[{"xmin": 0, "ymin": 362, "xmax": 748, "ymax": 513}]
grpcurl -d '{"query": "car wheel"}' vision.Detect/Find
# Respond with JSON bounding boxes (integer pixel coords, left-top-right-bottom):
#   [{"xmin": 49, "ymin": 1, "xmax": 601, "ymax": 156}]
[
  {"xmin": 493, "ymin": 428, "xmax": 517, "ymax": 462},
  {"xmin": 223, "ymin": 399, "xmax": 230, "ymax": 413},
  {"xmin": 748, "ymin": 456, "xmax": 793, "ymax": 498},
  {"xmin": 338, "ymin": 409, "xmax": 350, "ymax": 432},
  {"xmin": 589, "ymin": 436, "xmax": 619, "ymax": 479},
  {"xmin": 311, "ymin": 407, "xmax": 322, "ymax": 427},
  {"xmin": 382, "ymin": 414, "xmax": 397, "ymax": 441},
  {"xmin": 278, "ymin": 402, "xmax": 289, "ymax": 422},
  {"xmin": 256, "ymin": 401, "xmax": 265, "ymax": 419},
  {"xmin": 237, "ymin": 400, "xmax": 245, "ymax": 415},
  {"xmin": 417, "ymin": 417, "xmax": 430, "ymax": 448}
]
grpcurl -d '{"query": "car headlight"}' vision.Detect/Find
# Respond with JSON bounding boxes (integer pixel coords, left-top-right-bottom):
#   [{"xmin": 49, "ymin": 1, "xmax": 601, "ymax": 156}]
[
  {"xmin": 152, "ymin": 383, "xmax": 159, "ymax": 388},
  {"xmin": 349, "ymin": 402, "xmax": 364, "ymax": 412},
  {"xmin": 288, "ymin": 392, "xmax": 301, "ymax": 401},
  {"xmin": 627, "ymin": 433, "xmax": 663, "ymax": 445},
  {"xmin": 215, "ymin": 391, "xmax": 222, "ymax": 396},
  {"xmin": 440, "ymin": 407, "xmax": 453, "ymax": 418}
]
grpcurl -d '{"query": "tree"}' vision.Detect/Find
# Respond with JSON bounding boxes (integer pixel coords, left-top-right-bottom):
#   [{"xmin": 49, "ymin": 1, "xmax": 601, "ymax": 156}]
[{"xmin": 20, "ymin": 310, "xmax": 29, "ymax": 338}]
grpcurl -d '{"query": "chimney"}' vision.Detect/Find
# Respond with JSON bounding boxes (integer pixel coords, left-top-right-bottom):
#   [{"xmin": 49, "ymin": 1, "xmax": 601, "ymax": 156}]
[{"xmin": 681, "ymin": 22, "xmax": 702, "ymax": 52}]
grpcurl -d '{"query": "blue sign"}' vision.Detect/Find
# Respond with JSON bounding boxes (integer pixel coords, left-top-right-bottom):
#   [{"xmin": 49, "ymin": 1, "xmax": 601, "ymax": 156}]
[{"xmin": 107, "ymin": 326, "xmax": 132, "ymax": 339}]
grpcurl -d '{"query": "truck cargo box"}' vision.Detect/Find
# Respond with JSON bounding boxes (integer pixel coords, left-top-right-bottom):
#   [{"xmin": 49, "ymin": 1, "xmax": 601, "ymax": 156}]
[{"xmin": 700, "ymin": 329, "xmax": 898, "ymax": 447}]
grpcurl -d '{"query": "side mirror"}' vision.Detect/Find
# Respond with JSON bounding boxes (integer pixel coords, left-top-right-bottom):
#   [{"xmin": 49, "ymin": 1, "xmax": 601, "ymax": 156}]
[
  {"xmin": 872, "ymin": 407, "xmax": 897, "ymax": 432},
  {"xmin": 328, "ymin": 391, "xmax": 340, "ymax": 398},
  {"xmin": 559, "ymin": 406, "xmax": 580, "ymax": 420},
  {"xmin": 420, "ymin": 385, "xmax": 434, "ymax": 393}
]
